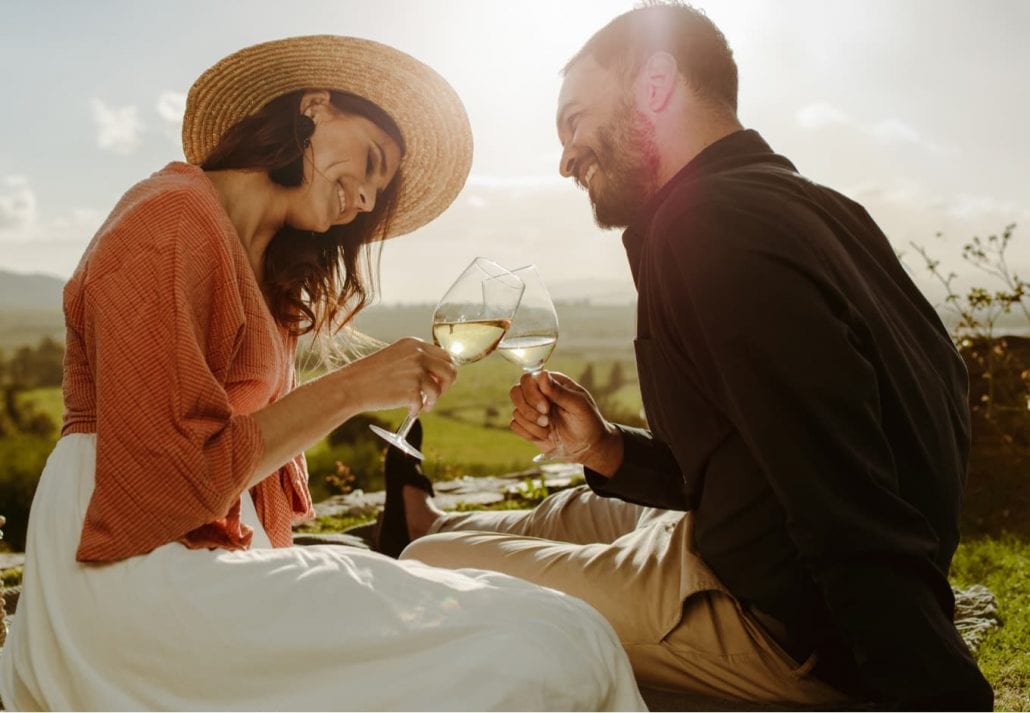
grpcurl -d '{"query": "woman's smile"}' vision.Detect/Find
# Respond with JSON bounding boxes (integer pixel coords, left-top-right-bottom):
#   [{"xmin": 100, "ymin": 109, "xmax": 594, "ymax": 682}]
[{"xmin": 336, "ymin": 183, "xmax": 348, "ymax": 218}]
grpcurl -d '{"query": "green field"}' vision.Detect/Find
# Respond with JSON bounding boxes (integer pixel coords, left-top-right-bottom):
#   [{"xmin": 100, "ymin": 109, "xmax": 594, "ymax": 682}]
[
  {"xmin": 16, "ymin": 387, "xmax": 64, "ymax": 424},
  {"xmin": 0, "ymin": 309, "xmax": 65, "ymax": 352},
  {"xmin": 2, "ymin": 302, "xmax": 643, "ymax": 504},
  {"xmin": 15, "ymin": 346, "xmax": 644, "ymax": 504},
  {"xmin": 301, "ymin": 349, "xmax": 642, "ymax": 500}
]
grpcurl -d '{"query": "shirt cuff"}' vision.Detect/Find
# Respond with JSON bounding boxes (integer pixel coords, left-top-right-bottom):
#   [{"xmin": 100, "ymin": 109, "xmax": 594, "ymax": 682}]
[{"xmin": 584, "ymin": 425, "xmax": 690, "ymax": 509}]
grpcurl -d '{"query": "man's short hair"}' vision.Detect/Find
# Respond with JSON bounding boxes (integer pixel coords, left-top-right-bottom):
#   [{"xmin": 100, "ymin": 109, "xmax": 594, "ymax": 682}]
[{"xmin": 564, "ymin": 2, "xmax": 738, "ymax": 113}]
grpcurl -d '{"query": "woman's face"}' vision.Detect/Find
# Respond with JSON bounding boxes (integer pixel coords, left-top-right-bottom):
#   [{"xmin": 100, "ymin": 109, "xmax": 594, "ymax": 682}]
[{"xmin": 290, "ymin": 92, "xmax": 402, "ymax": 233}]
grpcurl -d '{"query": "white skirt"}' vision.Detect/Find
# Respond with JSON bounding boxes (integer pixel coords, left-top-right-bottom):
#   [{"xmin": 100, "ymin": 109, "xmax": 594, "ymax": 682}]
[{"xmin": 0, "ymin": 435, "xmax": 645, "ymax": 711}]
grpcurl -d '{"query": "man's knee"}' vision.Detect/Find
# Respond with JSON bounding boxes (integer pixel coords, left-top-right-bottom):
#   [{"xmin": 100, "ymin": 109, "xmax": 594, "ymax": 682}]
[{"xmin": 400, "ymin": 531, "xmax": 474, "ymax": 567}]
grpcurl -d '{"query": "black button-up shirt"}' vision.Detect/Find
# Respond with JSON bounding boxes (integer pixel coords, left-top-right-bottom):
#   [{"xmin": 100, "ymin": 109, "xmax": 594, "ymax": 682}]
[{"xmin": 586, "ymin": 130, "xmax": 992, "ymax": 709}]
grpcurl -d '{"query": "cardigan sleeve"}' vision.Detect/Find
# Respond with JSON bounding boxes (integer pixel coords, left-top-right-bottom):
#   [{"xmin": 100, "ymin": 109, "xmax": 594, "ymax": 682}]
[
  {"xmin": 249, "ymin": 362, "xmax": 315, "ymax": 547},
  {"xmin": 76, "ymin": 192, "xmax": 264, "ymax": 562}
]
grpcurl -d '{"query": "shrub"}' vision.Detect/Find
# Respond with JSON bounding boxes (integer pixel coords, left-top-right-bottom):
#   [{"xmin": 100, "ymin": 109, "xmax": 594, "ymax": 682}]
[
  {"xmin": 306, "ymin": 416, "xmax": 390, "ymax": 503},
  {"xmin": 0, "ymin": 434, "xmax": 54, "ymax": 551},
  {"xmin": 909, "ymin": 224, "xmax": 1029, "ymax": 537}
]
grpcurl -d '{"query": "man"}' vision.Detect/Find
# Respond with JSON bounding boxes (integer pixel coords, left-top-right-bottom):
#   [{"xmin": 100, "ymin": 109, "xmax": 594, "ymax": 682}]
[{"xmin": 381, "ymin": 3, "xmax": 993, "ymax": 708}]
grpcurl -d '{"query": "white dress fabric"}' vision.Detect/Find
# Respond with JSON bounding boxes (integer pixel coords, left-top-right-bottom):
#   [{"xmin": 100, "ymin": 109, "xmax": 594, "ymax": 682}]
[{"xmin": 0, "ymin": 435, "xmax": 646, "ymax": 711}]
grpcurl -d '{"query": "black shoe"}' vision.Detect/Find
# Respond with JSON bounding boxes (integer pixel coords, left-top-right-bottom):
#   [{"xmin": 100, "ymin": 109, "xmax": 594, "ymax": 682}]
[{"xmin": 375, "ymin": 420, "xmax": 434, "ymax": 558}]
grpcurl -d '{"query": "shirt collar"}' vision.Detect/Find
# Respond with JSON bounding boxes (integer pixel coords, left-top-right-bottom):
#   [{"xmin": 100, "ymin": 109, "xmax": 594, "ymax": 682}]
[{"xmin": 621, "ymin": 129, "xmax": 792, "ymax": 285}]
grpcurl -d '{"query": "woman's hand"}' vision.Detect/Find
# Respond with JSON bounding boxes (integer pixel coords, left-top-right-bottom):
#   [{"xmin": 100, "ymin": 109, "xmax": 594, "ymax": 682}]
[
  {"xmin": 336, "ymin": 337, "xmax": 457, "ymax": 416},
  {"xmin": 508, "ymin": 371, "xmax": 624, "ymax": 476},
  {"xmin": 249, "ymin": 338, "xmax": 455, "ymax": 488}
]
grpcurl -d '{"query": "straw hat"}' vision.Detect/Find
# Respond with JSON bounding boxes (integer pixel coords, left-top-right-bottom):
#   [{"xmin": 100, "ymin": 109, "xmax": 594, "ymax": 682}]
[{"xmin": 182, "ymin": 35, "xmax": 472, "ymax": 239}]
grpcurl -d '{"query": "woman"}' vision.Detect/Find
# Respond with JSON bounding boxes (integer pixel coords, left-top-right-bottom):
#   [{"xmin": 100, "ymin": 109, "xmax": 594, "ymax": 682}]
[{"xmin": 0, "ymin": 35, "xmax": 644, "ymax": 711}]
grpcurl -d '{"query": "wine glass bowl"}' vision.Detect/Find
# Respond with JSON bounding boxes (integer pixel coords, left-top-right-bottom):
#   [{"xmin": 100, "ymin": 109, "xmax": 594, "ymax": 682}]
[
  {"xmin": 496, "ymin": 266, "xmax": 573, "ymax": 464},
  {"xmin": 497, "ymin": 265, "xmax": 558, "ymax": 374}
]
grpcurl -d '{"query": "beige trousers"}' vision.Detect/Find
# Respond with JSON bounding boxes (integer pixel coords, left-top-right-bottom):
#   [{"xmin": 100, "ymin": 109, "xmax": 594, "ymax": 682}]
[{"xmin": 401, "ymin": 485, "xmax": 849, "ymax": 706}]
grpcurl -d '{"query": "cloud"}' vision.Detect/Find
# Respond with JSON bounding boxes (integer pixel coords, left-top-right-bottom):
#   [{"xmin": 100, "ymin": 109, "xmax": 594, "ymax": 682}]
[
  {"xmin": 156, "ymin": 91, "xmax": 186, "ymax": 143},
  {"xmin": 850, "ymin": 178, "xmax": 1029, "ymax": 225},
  {"xmin": 0, "ymin": 176, "xmax": 37, "ymax": 232},
  {"xmin": 796, "ymin": 102, "xmax": 953, "ymax": 155},
  {"xmin": 89, "ymin": 98, "xmax": 144, "ymax": 155},
  {"xmin": 796, "ymin": 102, "xmax": 851, "ymax": 130},
  {"xmin": 870, "ymin": 118, "xmax": 922, "ymax": 145},
  {"xmin": 947, "ymin": 194, "xmax": 1030, "ymax": 222},
  {"xmin": 51, "ymin": 208, "xmax": 105, "ymax": 234},
  {"xmin": 0, "ymin": 175, "xmax": 103, "ymax": 250}
]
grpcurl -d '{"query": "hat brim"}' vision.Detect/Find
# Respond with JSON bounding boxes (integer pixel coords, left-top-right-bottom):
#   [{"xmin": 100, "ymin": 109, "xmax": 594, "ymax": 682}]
[{"xmin": 182, "ymin": 35, "xmax": 472, "ymax": 239}]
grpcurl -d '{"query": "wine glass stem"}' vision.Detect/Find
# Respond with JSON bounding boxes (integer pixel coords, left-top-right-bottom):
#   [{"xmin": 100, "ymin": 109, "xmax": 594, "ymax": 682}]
[
  {"xmin": 396, "ymin": 411, "xmax": 420, "ymax": 441},
  {"xmin": 525, "ymin": 367, "xmax": 565, "ymax": 455}
]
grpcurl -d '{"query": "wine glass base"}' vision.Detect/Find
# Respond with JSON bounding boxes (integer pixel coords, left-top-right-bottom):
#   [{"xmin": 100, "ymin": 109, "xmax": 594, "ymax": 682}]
[
  {"xmin": 532, "ymin": 450, "xmax": 570, "ymax": 465},
  {"xmin": 369, "ymin": 425, "xmax": 425, "ymax": 460},
  {"xmin": 532, "ymin": 439, "xmax": 592, "ymax": 465}
]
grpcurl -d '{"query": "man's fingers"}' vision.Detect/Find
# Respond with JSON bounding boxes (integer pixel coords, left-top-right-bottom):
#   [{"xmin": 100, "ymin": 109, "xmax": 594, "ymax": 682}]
[
  {"xmin": 536, "ymin": 371, "xmax": 583, "ymax": 411},
  {"xmin": 519, "ymin": 371, "xmax": 552, "ymax": 415},
  {"xmin": 511, "ymin": 406, "xmax": 551, "ymax": 440},
  {"xmin": 510, "ymin": 381, "xmax": 551, "ymax": 427},
  {"xmin": 511, "ymin": 418, "xmax": 550, "ymax": 446}
]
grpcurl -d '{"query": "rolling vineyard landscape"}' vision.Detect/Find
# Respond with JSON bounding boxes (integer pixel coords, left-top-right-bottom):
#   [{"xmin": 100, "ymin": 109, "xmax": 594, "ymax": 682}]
[{"xmin": 1, "ymin": 261, "xmax": 1028, "ymax": 707}]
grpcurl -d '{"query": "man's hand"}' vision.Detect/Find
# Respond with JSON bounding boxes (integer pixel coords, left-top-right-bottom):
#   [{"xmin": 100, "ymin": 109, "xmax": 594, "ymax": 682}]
[{"xmin": 508, "ymin": 370, "xmax": 624, "ymax": 477}]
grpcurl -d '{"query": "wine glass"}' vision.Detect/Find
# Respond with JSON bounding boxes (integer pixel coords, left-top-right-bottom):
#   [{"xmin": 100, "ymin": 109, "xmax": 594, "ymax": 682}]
[
  {"xmin": 370, "ymin": 257, "xmax": 524, "ymax": 460},
  {"xmin": 496, "ymin": 265, "xmax": 574, "ymax": 464}
]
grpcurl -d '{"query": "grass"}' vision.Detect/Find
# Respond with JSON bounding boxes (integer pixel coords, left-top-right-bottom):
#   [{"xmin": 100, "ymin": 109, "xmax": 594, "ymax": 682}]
[
  {"xmin": 950, "ymin": 535, "xmax": 1030, "ymax": 710},
  {"xmin": 1, "ymin": 567, "xmax": 22, "ymax": 588},
  {"xmin": 294, "ymin": 513, "xmax": 372, "ymax": 535},
  {"xmin": 301, "ymin": 350, "xmax": 641, "ymax": 500},
  {"xmin": 16, "ymin": 387, "xmax": 64, "ymax": 425}
]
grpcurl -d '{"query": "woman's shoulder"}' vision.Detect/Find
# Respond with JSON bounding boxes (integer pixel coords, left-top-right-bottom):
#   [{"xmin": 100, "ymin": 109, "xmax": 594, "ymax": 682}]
[{"xmin": 75, "ymin": 163, "xmax": 237, "ymax": 285}]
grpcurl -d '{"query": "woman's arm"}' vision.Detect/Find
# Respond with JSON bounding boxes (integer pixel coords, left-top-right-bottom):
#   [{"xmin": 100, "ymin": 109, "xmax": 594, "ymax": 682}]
[{"xmin": 248, "ymin": 337, "xmax": 456, "ymax": 488}]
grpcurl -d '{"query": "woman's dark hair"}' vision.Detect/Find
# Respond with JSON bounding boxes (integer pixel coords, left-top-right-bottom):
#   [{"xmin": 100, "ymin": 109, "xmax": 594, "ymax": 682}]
[{"xmin": 202, "ymin": 89, "xmax": 406, "ymax": 339}]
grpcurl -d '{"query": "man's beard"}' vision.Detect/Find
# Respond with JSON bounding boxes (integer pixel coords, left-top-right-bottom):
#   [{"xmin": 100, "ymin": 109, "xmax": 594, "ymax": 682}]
[{"xmin": 589, "ymin": 98, "xmax": 661, "ymax": 230}]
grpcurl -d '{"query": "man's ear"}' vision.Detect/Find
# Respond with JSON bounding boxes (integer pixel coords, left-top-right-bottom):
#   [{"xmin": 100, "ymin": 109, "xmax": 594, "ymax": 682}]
[
  {"xmin": 637, "ymin": 52, "xmax": 679, "ymax": 114},
  {"xmin": 299, "ymin": 90, "xmax": 332, "ymax": 119}
]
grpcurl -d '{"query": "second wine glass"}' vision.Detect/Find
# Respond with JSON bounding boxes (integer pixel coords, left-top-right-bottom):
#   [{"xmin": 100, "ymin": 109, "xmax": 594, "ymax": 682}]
[{"xmin": 496, "ymin": 265, "xmax": 573, "ymax": 464}]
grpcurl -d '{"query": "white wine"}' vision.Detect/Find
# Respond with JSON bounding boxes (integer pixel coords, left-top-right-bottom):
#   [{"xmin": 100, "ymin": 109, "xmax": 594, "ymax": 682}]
[
  {"xmin": 432, "ymin": 318, "xmax": 511, "ymax": 365},
  {"xmin": 497, "ymin": 335, "xmax": 557, "ymax": 372}
]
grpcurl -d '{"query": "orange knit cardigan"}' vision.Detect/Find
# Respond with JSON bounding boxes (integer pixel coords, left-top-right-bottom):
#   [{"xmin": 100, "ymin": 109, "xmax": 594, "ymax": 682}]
[{"xmin": 63, "ymin": 162, "xmax": 314, "ymax": 562}]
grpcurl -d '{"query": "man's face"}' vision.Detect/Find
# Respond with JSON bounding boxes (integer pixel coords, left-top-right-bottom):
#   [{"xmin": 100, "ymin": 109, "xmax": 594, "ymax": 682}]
[{"xmin": 557, "ymin": 55, "xmax": 661, "ymax": 229}]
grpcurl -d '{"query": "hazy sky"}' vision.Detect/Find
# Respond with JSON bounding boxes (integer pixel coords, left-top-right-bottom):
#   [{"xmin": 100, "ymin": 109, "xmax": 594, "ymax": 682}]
[{"xmin": 1, "ymin": 0, "xmax": 1028, "ymax": 305}]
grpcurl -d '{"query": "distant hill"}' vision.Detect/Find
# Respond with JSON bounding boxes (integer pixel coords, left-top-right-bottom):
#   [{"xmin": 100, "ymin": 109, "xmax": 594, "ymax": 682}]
[
  {"xmin": 0, "ymin": 269, "xmax": 637, "ymax": 353},
  {"xmin": 352, "ymin": 301, "xmax": 637, "ymax": 355},
  {"xmin": 547, "ymin": 277, "xmax": 635, "ymax": 306},
  {"xmin": 0, "ymin": 270, "xmax": 65, "ymax": 311}
]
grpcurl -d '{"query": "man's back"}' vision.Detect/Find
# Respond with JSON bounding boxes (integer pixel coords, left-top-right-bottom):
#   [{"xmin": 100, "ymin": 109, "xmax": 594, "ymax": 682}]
[{"xmin": 622, "ymin": 129, "xmax": 988, "ymax": 704}]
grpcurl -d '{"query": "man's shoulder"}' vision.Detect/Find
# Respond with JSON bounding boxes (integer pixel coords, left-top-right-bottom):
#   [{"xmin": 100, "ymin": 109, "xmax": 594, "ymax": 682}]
[
  {"xmin": 656, "ymin": 158, "xmax": 809, "ymax": 216},
  {"xmin": 647, "ymin": 170, "xmax": 780, "ymax": 257},
  {"xmin": 649, "ymin": 161, "xmax": 861, "ymax": 258}
]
